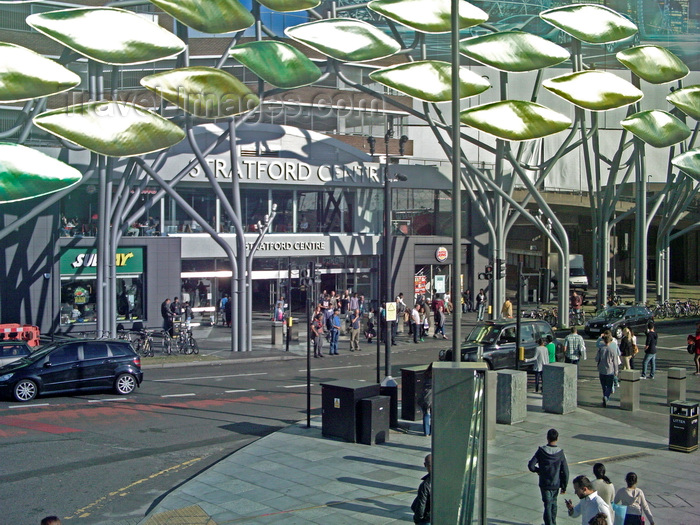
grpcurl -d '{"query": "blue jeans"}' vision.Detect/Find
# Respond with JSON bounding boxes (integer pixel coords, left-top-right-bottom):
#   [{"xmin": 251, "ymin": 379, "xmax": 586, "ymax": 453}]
[
  {"xmin": 540, "ymin": 487, "xmax": 559, "ymax": 525},
  {"xmin": 642, "ymin": 353, "xmax": 656, "ymax": 377},
  {"xmin": 329, "ymin": 329, "xmax": 339, "ymax": 354},
  {"xmin": 533, "ymin": 371, "xmax": 543, "ymax": 393},
  {"xmin": 476, "ymin": 303, "xmax": 485, "ymax": 321},
  {"xmin": 423, "ymin": 409, "xmax": 431, "ymax": 436},
  {"xmin": 600, "ymin": 374, "xmax": 614, "ymax": 400}
]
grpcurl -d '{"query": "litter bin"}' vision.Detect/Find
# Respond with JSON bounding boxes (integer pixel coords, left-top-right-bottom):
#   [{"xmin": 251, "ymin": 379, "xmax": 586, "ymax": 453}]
[
  {"xmin": 321, "ymin": 380, "xmax": 380, "ymax": 442},
  {"xmin": 669, "ymin": 401, "xmax": 698, "ymax": 453},
  {"xmin": 401, "ymin": 365, "xmax": 429, "ymax": 421},
  {"xmin": 358, "ymin": 395, "xmax": 390, "ymax": 445}
]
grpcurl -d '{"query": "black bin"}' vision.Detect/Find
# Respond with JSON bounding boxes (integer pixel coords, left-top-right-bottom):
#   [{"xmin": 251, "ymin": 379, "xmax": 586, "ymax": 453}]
[
  {"xmin": 321, "ymin": 380, "xmax": 380, "ymax": 442},
  {"xmin": 669, "ymin": 401, "xmax": 698, "ymax": 453},
  {"xmin": 358, "ymin": 395, "xmax": 390, "ymax": 445},
  {"xmin": 401, "ymin": 365, "xmax": 429, "ymax": 421}
]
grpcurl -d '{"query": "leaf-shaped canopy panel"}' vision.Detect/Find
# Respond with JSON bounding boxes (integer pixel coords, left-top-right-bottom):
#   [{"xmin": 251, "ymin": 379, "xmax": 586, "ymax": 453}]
[
  {"xmin": 540, "ymin": 4, "xmax": 637, "ymax": 44},
  {"xmin": 672, "ymin": 149, "xmax": 700, "ymax": 182},
  {"xmin": 229, "ymin": 41, "xmax": 322, "ymax": 89},
  {"xmin": 543, "ymin": 70, "xmax": 643, "ymax": 111},
  {"xmin": 460, "ymin": 100, "xmax": 571, "ymax": 142},
  {"xmin": 285, "ymin": 18, "xmax": 401, "ymax": 62},
  {"xmin": 141, "ymin": 67, "xmax": 260, "ymax": 119},
  {"xmin": 616, "ymin": 45, "xmax": 689, "ymax": 84},
  {"xmin": 33, "ymin": 102, "xmax": 186, "ymax": 157},
  {"xmin": 621, "ymin": 110, "xmax": 691, "ymax": 148},
  {"xmin": 459, "ymin": 31, "xmax": 569, "ymax": 72},
  {"xmin": 26, "ymin": 7, "xmax": 186, "ymax": 65},
  {"xmin": 667, "ymin": 85, "xmax": 700, "ymax": 121},
  {"xmin": 256, "ymin": 0, "xmax": 321, "ymax": 12},
  {"xmin": 0, "ymin": 43, "xmax": 81, "ymax": 103},
  {"xmin": 0, "ymin": 143, "xmax": 82, "ymax": 203},
  {"xmin": 368, "ymin": 0, "xmax": 487, "ymax": 34},
  {"xmin": 369, "ymin": 61, "xmax": 489, "ymax": 103},
  {"xmin": 148, "ymin": 0, "xmax": 254, "ymax": 34}
]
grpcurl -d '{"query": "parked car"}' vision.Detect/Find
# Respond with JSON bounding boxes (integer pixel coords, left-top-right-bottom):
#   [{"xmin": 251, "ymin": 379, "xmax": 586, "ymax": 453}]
[
  {"xmin": 438, "ymin": 319, "xmax": 563, "ymax": 370},
  {"xmin": 0, "ymin": 341, "xmax": 33, "ymax": 367},
  {"xmin": 584, "ymin": 305, "xmax": 653, "ymax": 339},
  {"xmin": 0, "ymin": 339, "xmax": 143, "ymax": 402}
]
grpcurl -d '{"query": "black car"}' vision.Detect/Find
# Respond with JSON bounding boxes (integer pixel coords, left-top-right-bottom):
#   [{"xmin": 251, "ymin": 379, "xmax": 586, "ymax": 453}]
[
  {"xmin": 584, "ymin": 305, "xmax": 653, "ymax": 339},
  {"xmin": 0, "ymin": 339, "xmax": 143, "ymax": 402},
  {"xmin": 438, "ymin": 319, "xmax": 563, "ymax": 370},
  {"xmin": 0, "ymin": 340, "xmax": 33, "ymax": 367}
]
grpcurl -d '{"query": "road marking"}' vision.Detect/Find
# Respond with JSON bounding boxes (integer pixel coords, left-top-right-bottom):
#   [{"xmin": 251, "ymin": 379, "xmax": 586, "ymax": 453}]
[
  {"xmin": 0, "ymin": 416, "xmax": 82, "ymax": 434},
  {"xmin": 161, "ymin": 393, "xmax": 196, "ymax": 398},
  {"xmin": 225, "ymin": 389, "xmax": 256, "ymax": 393},
  {"xmin": 8, "ymin": 403, "xmax": 49, "ymax": 409},
  {"xmin": 152, "ymin": 372, "xmax": 267, "ymax": 382},
  {"xmin": 88, "ymin": 398, "xmax": 126, "ymax": 403},
  {"xmin": 298, "ymin": 365, "xmax": 362, "ymax": 372},
  {"xmin": 283, "ymin": 384, "xmax": 313, "ymax": 388}
]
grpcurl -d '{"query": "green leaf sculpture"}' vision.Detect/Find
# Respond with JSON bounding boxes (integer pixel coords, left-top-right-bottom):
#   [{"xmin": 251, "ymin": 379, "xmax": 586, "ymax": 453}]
[
  {"xmin": 369, "ymin": 61, "xmax": 489, "ymax": 103},
  {"xmin": 460, "ymin": 100, "xmax": 571, "ymax": 141},
  {"xmin": 148, "ymin": 0, "xmax": 254, "ymax": 34},
  {"xmin": 0, "ymin": 43, "xmax": 81, "ymax": 103},
  {"xmin": 616, "ymin": 45, "xmax": 689, "ymax": 84},
  {"xmin": 543, "ymin": 71, "xmax": 643, "ymax": 111},
  {"xmin": 621, "ymin": 110, "xmax": 691, "ymax": 148},
  {"xmin": 368, "ymin": 0, "xmax": 487, "ymax": 34},
  {"xmin": 256, "ymin": 0, "xmax": 321, "ymax": 12},
  {"xmin": 0, "ymin": 143, "xmax": 82, "ymax": 203},
  {"xmin": 459, "ymin": 31, "xmax": 569, "ymax": 72},
  {"xmin": 667, "ymin": 85, "xmax": 700, "ymax": 121},
  {"xmin": 229, "ymin": 41, "xmax": 322, "ymax": 89},
  {"xmin": 26, "ymin": 7, "xmax": 186, "ymax": 65},
  {"xmin": 540, "ymin": 4, "xmax": 637, "ymax": 44},
  {"xmin": 671, "ymin": 149, "xmax": 700, "ymax": 182},
  {"xmin": 33, "ymin": 102, "xmax": 186, "ymax": 157},
  {"xmin": 141, "ymin": 67, "xmax": 260, "ymax": 118},
  {"xmin": 285, "ymin": 18, "xmax": 401, "ymax": 62}
]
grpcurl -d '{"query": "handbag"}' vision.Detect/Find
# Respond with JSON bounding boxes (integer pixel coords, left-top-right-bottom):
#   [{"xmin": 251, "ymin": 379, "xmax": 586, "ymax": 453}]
[
  {"xmin": 611, "ymin": 502, "xmax": 627, "ymax": 525},
  {"xmin": 632, "ymin": 343, "xmax": 639, "ymax": 355}
]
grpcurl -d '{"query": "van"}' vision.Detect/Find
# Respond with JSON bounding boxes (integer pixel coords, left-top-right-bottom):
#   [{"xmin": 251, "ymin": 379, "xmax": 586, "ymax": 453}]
[{"xmin": 549, "ymin": 253, "xmax": 589, "ymax": 291}]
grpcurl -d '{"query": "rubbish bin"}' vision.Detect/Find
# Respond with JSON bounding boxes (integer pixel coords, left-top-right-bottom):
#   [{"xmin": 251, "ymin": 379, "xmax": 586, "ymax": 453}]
[
  {"xmin": 669, "ymin": 401, "xmax": 698, "ymax": 453},
  {"xmin": 358, "ymin": 395, "xmax": 390, "ymax": 445},
  {"xmin": 321, "ymin": 380, "xmax": 380, "ymax": 442},
  {"xmin": 401, "ymin": 365, "xmax": 429, "ymax": 421},
  {"xmin": 270, "ymin": 321, "xmax": 284, "ymax": 345}
]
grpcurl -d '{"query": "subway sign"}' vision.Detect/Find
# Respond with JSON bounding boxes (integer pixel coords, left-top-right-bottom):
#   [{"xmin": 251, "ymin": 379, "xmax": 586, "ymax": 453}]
[{"xmin": 60, "ymin": 248, "xmax": 144, "ymax": 275}]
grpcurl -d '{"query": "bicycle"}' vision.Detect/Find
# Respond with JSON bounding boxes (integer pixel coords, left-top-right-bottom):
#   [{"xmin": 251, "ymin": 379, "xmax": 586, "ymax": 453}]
[
  {"xmin": 174, "ymin": 323, "xmax": 199, "ymax": 355},
  {"xmin": 132, "ymin": 329, "xmax": 154, "ymax": 357},
  {"xmin": 569, "ymin": 309, "xmax": 586, "ymax": 326}
]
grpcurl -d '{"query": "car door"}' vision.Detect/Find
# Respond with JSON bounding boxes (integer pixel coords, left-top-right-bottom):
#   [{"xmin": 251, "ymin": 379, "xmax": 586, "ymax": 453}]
[
  {"xmin": 626, "ymin": 307, "xmax": 643, "ymax": 333},
  {"xmin": 495, "ymin": 326, "xmax": 517, "ymax": 369},
  {"xmin": 79, "ymin": 341, "xmax": 113, "ymax": 388},
  {"xmin": 40, "ymin": 343, "xmax": 82, "ymax": 392},
  {"xmin": 519, "ymin": 324, "xmax": 536, "ymax": 368}
]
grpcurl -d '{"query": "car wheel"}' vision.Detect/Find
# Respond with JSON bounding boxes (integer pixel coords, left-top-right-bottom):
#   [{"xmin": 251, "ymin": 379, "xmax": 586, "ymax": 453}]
[
  {"xmin": 14, "ymin": 379, "xmax": 38, "ymax": 402},
  {"xmin": 115, "ymin": 373, "xmax": 137, "ymax": 395},
  {"xmin": 614, "ymin": 326, "xmax": 624, "ymax": 339}
]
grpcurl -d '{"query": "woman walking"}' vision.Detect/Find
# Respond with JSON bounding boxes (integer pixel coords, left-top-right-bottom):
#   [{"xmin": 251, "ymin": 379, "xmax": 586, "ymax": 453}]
[
  {"xmin": 596, "ymin": 333, "xmax": 618, "ymax": 407},
  {"xmin": 591, "ymin": 463, "xmax": 615, "ymax": 507},
  {"xmin": 434, "ymin": 305, "xmax": 447, "ymax": 339},
  {"xmin": 619, "ymin": 327, "xmax": 634, "ymax": 370},
  {"xmin": 694, "ymin": 322, "xmax": 700, "ymax": 375},
  {"xmin": 613, "ymin": 472, "xmax": 654, "ymax": 525}
]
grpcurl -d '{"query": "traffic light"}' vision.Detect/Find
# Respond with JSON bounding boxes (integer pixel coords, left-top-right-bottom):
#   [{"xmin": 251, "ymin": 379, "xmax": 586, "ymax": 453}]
[
  {"xmin": 496, "ymin": 258, "xmax": 506, "ymax": 279},
  {"xmin": 478, "ymin": 265, "xmax": 493, "ymax": 280}
]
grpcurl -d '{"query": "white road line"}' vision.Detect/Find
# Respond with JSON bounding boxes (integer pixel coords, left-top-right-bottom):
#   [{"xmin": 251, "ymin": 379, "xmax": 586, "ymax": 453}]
[
  {"xmin": 88, "ymin": 398, "xmax": 126, "ymax": 403},
  {"xmin": 225, "ymin": 389, "xmax": 256, "ymax": 393},
  {"xmin": 153, "ymin": 372, "xmax": 267, "ymax": 382},
  {"xmin": 282, "ymin": 384, "xmax": 313, "ymax": 388},
  {"xmin": 8, "ymin": 403, "xmax": 49, "ymax": 409},
  {"xmin": 298, "ymin": 365, "xmax": 362, "ymax": 372},
  {"xmin": 161, "ymin": 393, "xmax": 196, "ymax": 398}
]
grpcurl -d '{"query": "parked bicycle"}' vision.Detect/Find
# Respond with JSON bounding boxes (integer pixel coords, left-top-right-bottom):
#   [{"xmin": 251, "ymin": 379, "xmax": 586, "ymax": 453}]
[
  {"xmin": 174, "ymin": 322, "xmax": 199, "ymax": 355},
  {"xmin": 569, "ymin": 309, "xmax": 586, "ymax": 326}
]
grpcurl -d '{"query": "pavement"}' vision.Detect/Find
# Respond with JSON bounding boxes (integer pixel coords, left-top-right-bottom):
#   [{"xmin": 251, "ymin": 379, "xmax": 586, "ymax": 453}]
[{"xmin": 136, "ymin": 312, "xmax": 700, "ymax": 525}]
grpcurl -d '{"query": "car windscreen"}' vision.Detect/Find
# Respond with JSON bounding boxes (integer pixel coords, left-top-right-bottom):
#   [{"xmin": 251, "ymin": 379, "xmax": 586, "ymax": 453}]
[
  {"xmin": 569, "ymin": 268, "xmax": 586, "ymax": 276},
  {"xmin": 465, "ymin": 324, "xmax": 499, "ymax": 345},
  {"xmin": 597, "ymin": 307, "xmax": 626, "ymax": 320}
]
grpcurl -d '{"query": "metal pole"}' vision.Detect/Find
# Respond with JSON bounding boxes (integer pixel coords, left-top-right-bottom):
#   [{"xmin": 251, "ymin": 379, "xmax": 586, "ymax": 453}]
[
  {"xmin": 384, "ymin": 128, "xmax": 393, "ymax": 379},
  {"xmin": 306, "ymin": 261, "xmax": 313, "ymax": 429},
  {"xmin": 286, "ymin": 257, "xmax": 291, "ymax": 352},
  {"xmin": 515, "ymin": 260, "xmax": 522, "ymax": 370},
  {"xmin": 451, "ymin": 0, "xmax": 462, "ymax": 361}
]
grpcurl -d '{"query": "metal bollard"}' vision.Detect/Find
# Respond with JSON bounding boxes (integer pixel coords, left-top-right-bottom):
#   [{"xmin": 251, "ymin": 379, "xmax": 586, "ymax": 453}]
[{"xmin": 619, "ymin": 369, "xmax": 640, "ymax": 411}]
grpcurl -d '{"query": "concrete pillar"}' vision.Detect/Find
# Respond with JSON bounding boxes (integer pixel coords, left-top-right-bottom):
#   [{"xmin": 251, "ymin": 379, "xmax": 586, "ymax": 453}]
[
  {"xmin": 668, "ymin": 367, "xmax": 687, "ymax": 404},
  {"xmin": 270, "ymin": 321, "xmax": 284, "ymax": 344},
  {"xmin": 496, "ymin": 370, "xmax": 527, "ymax": 424},
  {"xmin": 542, "ymin": 363, "xmax": 577, "ymax": 414},
  {"xmin": 485, "ymin": 370, "xmax": 497, "ymax": 440},
  {"xmin": 619, "ymin": 369, "xmax": 640, "ymax": 411}
]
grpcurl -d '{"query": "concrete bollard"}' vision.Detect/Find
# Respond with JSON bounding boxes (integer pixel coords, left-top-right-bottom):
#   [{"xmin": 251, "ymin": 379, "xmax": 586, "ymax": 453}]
[
  {"xmin": 619, "ymin": 369, "xmax": 640, "ymax": 411},
  {"xmin": 668, "ymin": 367, "xmax": 687, "ymax": 405},
  {"xmin": 542, "ymin": 363, "xmax": 577, "ymax": 414},
  {"xmin": 485, "ymin": 370, "xmax": 497, "ymax": 440},
  {"xmin": 270, "ymin": 321, "xmax": 284, "ymax": 345},
  {"xmin": 496, "ymin": 370, "xmax": 527, "ymax": 424}
]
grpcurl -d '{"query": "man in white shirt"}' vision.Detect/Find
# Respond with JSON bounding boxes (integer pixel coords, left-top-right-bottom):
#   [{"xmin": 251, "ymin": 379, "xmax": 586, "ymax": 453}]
[
  {"xmin": 411, "ymin": 306, "xmax": 421, "ymax": 344},
  {"xmin": 565, "ymin": 475, "xmax": 613, "ymax": 525},
  {"xmin": 564, "ymin": 327, "xmax": 587, "ymax": 364}
]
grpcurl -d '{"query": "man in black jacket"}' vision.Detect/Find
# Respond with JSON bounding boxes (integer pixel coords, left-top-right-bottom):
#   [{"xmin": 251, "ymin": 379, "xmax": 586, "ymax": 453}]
[
  {"xmin": 411, "ymin": 453, "xmax": 431, "ymax": 524},
  {"xmin": 528, "ymin": 428, "xmax": 569, "ymax": 525}
]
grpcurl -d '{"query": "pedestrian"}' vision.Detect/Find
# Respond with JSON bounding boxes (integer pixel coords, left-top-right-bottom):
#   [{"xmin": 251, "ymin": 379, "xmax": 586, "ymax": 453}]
[
  {"xmin": 349, "ymin": 292, "xmax": 360, "ymax": 312},
  {"xmin": 613, "ymin": 472, "xmax": 654, "ymax": 525},
  {"xmin": 411, "ymin": 305, "xmax": 421, "ymax": 344},
  {"xmin": 546, "ymin": 334, "xmax": 556, "ymax": 363},
  {"xmin": 183, "ymin": 301, "xmax": 193, "ymax": 324},
  {"xmin": 463, "ymin": 289, "xmax": 472, "ymax": 313},
  {"xmin": 161, "ymin": 298, "xmax": 174, "ymax": 337},
  {"xmin": 219, "ymin": 293, "xmax": 229, "ymax": 325},
  {"xmin": 41, "ymin": 518, "xmax": 61, "ymax": 525},
  {"xmin": 329, "ymin": 308, "xmax": 341, "ymax": 355},
  {"xmin": 311, "ymin": 313, "xmax": 325, "ymax": 358},
  {"xmin": 475, "ymin": 288, "xmax": 486, "ymax": 321},
  {"xmin": 591, "ymin": 463, "xmax": 615, "ymax": 507},
  {"xmin": 224, "ymin": 296, "xmax": 232, "ymax": 327},
  {"xmin": 525, "ymin": 338, "xmax": 549, "ymax": 393},
  {"xmin": 588, "ymin": 513, "xmax": 609, "ymax": 525},
  {"xmin": 528, "ymin": 428, "xmax": 569, "ymax": 525},
  {"xmin": 434, "ymin": 305, "xmax": 447, "ymax": 339},
  {"xmin": 418, "ymin": 381, "xmax": 432, "ymax": 437},
  {"xmin": 501, "ymin": 297, "xmax": 513, "ymax": 319},
  {"xmin": 170, "ymin": 296, "xmax": 182, "ymax": 323},
  {"xmin": 365, "ymin": 308, "xmax": 376, "ymax": 343},
  {"xmin": 641, "ymin": 321, "xmax": 657, "ymax": 379},
  {"xmin": 619, "ymin": 327, "xmax": 634, "ymax": 370},
  {"xmin": 411, "ymin": 454, "xmax": 432, "ymax": 525},
  {"xmin": 693, "ymin": 322, "xmax": 700, "ymax": 375},
  {"xmin": 564, "ymin": 326, "xmax": 587, "ymax": 364},
  {"xmin": 596, "ymin": 333, "xmax": 619, "ymax": 407},
  {"xmin": 565, "ymin": 475, "xmax": 613, "ymax": 525},
  {"xmin": 421, "ymin": 306, "xmax": 429, "ymax": 341},
  {"xmin": 350, "ymin": 309, "xmax": 361, "ymax": 352}
]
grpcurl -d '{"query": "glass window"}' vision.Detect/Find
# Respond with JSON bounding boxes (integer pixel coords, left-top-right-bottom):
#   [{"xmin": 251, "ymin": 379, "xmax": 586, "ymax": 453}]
[
  {"xmin": 297, "ymin": 189, "xmax": 353, "ymax": 233},
  {"xmin": 84, "ymin": 342, "xmax": 109, "ymax": 360},
  {"xmin": 60, "ymin": 277, "xmax": 144, "ymax": 325},
  {"xmin": 49, "ymin": 344, "xmax": 80, "ymax": 365},
  {"xmin": 271, "ymin": 190, "xmax": 294, "ymax": 232},
  {"xmin": 241, "ymin": 188, "xmax": 269, "ymax": 231}
]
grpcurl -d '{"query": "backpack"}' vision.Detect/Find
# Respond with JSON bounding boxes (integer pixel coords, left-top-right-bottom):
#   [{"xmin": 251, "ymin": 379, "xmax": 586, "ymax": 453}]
[{"xmin": 688, "ymin": 334, "xmax": 696, "ymax": 354}]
